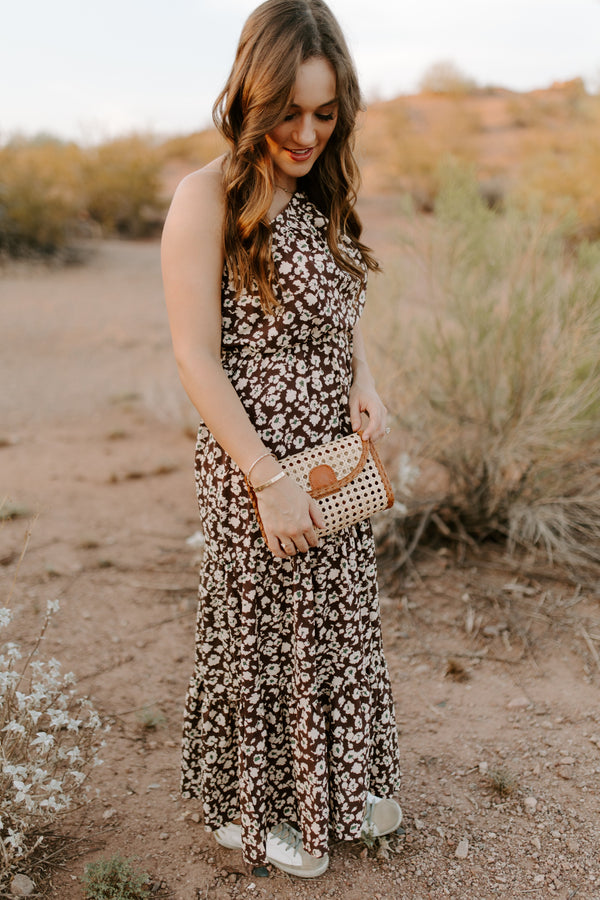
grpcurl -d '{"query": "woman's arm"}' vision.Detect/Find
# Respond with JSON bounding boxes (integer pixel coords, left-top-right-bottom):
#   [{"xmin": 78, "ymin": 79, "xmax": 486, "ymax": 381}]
[
  {"xmin": 161, "ymin": 166, "xmax": 324, "ymax": 556},
  {"xmin": 349, "ymin": 323, "xmax": 388, "ymax": 441}
]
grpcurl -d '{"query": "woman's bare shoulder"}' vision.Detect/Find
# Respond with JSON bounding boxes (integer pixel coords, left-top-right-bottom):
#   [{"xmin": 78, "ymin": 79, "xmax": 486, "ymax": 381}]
[{"xmin": 167, "ymin": 156, "xmax": 226, "ymax": 226}]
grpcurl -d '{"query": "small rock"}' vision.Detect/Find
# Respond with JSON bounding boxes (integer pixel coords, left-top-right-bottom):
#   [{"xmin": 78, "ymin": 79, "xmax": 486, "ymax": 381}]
[
  {"xmin": 191, "ymin": 812, "xmax": 201, "ymax": 823},
  {"xmin": 507, "ymin": 696, "xmax": 530, "ymax": 710},
  {"xmin": 159, "ymin": 832, "xmax": 169, "ymax": 840},
  {"xmin": 524, "ymin": 797, "xmax": 537, "ymax": 814},
  {"xmin": 558, "ymin": 756, "xmax": 576, "ymax": 766},
  {"xmin": 531, "ymin": 837, "xmax": 541, "ymax": 851},
  {"xmin": 478, "ymin": 761, "xmax": 489, "ymax": 775},
  {"xmin": 102, "ymin": 808, "xmax": 117, "ymax": 820},
  {"xmin": 566, "ymin": 838, "xmax": 579, "ymax": 853},
  {"xmin": 455, "ymin": 839, "xmax": 469, "ymax": 859},
  {"xmin": 10, "ymin": 875, "xmax": 35, "ymax": 897}
]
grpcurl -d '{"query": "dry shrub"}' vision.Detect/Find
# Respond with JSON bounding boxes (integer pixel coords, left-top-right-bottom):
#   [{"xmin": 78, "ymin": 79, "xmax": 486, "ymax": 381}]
[
  {"xmin": 160, "ymin": 129, "xmax": 226, "ymax": 167},
  {"xmin": 513, "ymin": 92, "xmax": 600, "ymax": 240},
  {"xmin": 418, "ymin": 60, "xmax": 478, "ymax": 96},
  {"xmin": 82, "ymin": 135, "xmax": 166, "ymax": 238},
  {"xmin": 359, "ymin": 98, "xmax": 481, "ymax": 207},
  {"xmin": 370, "ymin": 164, "xmax": 600, "ymax": 575},
  {"xmin": 0, "ymin": 138, "xmax": 85, "ymax": 257},
  {"xmin": 0, "ymin": 519, "xmax": 104, "ymax": 887}
]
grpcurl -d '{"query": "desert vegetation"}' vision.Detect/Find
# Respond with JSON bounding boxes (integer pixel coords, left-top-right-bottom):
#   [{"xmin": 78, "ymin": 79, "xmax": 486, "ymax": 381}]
[
  {"xmin": 365, "ymin": 163, "xmax": 600, "ymax": 578},
  {"xmin": 0, "ymin": 521, "xmax": 105, "ymax": 892},
  {"xmin": 2, "ymin": 75, "xmax": 600, "ymax": 894}
]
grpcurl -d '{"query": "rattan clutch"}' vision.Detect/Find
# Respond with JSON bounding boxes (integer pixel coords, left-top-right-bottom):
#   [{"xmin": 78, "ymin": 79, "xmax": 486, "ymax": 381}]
[{"xmin": 247, "ymin": 431, "xmax": 394, "ymax": 539}]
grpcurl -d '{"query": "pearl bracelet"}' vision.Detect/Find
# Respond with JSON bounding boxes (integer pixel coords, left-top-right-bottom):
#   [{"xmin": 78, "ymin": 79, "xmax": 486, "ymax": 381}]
[{"xmin": 252, "ymin": 471, "xmax": 287, "ymax": 493}]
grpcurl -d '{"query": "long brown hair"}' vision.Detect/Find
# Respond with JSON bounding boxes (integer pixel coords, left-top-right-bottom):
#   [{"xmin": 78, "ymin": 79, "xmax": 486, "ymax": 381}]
[{"xmin": 213, "ymin": 0, "xmax": 379, "ymax": 313}]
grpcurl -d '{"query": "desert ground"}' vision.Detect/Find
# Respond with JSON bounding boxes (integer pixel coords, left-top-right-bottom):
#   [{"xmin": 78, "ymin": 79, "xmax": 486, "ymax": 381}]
[{"xmin": 2, "ymin": 198, "xmax": 600, "ymax": 899}]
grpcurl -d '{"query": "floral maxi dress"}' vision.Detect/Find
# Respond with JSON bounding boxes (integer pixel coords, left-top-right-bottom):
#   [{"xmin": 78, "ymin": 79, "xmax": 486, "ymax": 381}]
[{"xmin": 181, "ymin": 191, "xmax": 401, "ymax": 867}]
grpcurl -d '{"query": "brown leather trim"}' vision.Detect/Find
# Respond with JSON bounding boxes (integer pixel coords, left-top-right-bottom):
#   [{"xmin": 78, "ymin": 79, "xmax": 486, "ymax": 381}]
[
  {"xmin": 309, "ymin": 464, "xmax": 337, "ymax": 492},
  {"xmin": 309, "ymin": 437, "xmax": 370, "ymax": 499},
  {"xmin": 368, "ymin": 438, "xmax": 395, "ymax": 510}
]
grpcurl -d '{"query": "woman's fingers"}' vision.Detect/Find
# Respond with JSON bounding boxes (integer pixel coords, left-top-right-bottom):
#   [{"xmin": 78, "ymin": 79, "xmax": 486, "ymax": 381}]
[{"xmin": 309, "ymin": 498, "xmax": 326, "ymax": 532}]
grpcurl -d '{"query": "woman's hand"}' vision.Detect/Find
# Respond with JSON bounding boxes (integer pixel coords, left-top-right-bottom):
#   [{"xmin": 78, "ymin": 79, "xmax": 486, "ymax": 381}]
[
  {"xmin": 256, "ymin": 475, "xmax": 326, "ymax": 558},
  {"xmin": 350, "ymin": 324, "xmax": 388, "ymax": 441},
  {"xmin": 349, "ymin": 378, "xmax": 388, "ymax": 441}
]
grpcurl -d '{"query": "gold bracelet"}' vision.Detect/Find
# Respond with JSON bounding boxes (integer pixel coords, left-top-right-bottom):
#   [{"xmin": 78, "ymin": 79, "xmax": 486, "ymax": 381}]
[
  {"xmin": 246, "ymin": 450, "xmax": 274, "ymax": 480},
  {"xmin": 253, "ymin": 471, "xmax": 286, "ymax": 493}
]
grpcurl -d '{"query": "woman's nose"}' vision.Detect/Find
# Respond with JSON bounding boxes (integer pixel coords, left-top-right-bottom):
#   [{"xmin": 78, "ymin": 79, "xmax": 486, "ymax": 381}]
[{"xmin": 294, "ymin": 115, "xmax": 316, "ymax": 146}]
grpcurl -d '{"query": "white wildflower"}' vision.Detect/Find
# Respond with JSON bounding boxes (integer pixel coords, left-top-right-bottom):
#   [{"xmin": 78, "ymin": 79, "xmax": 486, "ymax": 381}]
[
  {"xmin": 0, "ymin": 607, "xmax": 12, "ymax": 628},
  {"xmin": 6, "ymin": 829, "xmax": 24, "ymax": 850},
  {"xmin": 3, "ymin": 763, "xmax": 28, "ymax": 778},
  {"xmin": 31, "ymin": 731, "xmax": 55, "ymax": 752},
  {"xmin": 46, "ymin": 598, "xmax": 60, "ymax": 615},
  {"xmin": 3, "ymin": 721, "xmax": 26, "ymax": 736},
  {"xmin": 0, "ymin": 669, "xmax": 20, "ymax": 691},
  {"xmin": 69, "ymin": 769, "xmax": 86, "ymax": 785},
  {"xmin": 28, "ymin": 708, "xmax": 43, "ymax": 725},
  {"xmin": 4, "ymin": 642, "xmax": 22, "ymax": 661},
  {"xmin": 49, "ymin": 709, "xmax": 71, "ymax": 729},
  {"xmin": 14, "ymin": 781, "xmax": 32, "ymax": 804}
]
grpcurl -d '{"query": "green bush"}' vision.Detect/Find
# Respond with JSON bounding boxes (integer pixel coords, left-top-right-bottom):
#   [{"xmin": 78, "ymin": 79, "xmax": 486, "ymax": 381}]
[{"xmin": 82, "ymin": 855, "xmax": 150, "ymax": 900}]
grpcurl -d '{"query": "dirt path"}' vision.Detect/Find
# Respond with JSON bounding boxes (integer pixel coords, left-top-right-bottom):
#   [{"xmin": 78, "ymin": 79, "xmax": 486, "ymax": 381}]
[{"xmin": 2, "ymin": 234, "xmax": 600, "ymax": 899}]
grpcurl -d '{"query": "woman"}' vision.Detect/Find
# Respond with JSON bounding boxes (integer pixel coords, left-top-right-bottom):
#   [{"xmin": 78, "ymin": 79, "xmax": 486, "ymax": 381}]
[{"xmin": 161, "ymin": 0, "xmax": 401, "ymax": 878}]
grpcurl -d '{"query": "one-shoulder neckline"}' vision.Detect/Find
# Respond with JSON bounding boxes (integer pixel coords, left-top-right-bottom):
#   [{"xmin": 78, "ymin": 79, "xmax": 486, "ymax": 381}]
[{"xmin": 270, "ymin": 191, "xmax": 302, "ymax": 226}]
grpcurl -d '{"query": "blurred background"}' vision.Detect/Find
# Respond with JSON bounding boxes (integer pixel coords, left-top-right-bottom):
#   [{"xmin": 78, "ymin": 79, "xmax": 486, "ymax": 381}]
[
  {"xmin": 2, "ymin": 0, "xmax": 600, "ymax": 574},
  {"xmin": 2, "ymin": 5, "xmax": 600, "ymax": 891}
]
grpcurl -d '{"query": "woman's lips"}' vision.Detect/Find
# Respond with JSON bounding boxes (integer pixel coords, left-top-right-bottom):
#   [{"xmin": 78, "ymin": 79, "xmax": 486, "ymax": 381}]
[{"xmin": 285, "ymin": 147, "xmax": 314, "ymax": 162}]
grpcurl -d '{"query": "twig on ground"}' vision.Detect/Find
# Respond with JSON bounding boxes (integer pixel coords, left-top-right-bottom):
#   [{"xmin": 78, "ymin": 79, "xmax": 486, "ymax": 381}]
[
  {"xmin": 579, "ymin": 625, "xmax": 600, "ymax": 671},
  {"xmin": 392, "ymin": 504, "xmax": 435, "ymax": 573}
]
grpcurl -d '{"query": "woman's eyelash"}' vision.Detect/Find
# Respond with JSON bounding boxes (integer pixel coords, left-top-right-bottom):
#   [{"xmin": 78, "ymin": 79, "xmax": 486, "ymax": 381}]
[{"xmin": 283, "ymin": 112, "xmax": 336, "ymax": 122}]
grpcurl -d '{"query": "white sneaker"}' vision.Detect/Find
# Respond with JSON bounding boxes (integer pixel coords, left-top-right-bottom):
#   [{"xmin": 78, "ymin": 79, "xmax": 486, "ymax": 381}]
[
  {"xmin": 361, "ymin": 792, "xmax": 403, "ymax": 839},
  {"xmin": 213, "ymin": 822, "xmax": 242, "ymax": 850},
  {"xmin": 266, "ymin": 822, "xmax": 329, "ymax": 878},
  {"xmin": 215, "ymin": 821, "xmax": 329, "ymax": 878}
]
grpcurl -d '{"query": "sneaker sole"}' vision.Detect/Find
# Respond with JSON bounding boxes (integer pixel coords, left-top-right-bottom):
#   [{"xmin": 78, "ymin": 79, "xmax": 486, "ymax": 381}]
[
  {"xmin": 267, "ymin": 853, "xmax": 330, "ymax": 878},
  {"xmin": 362, "ymin": 803, "xmax": 403, "ymax": 838}
]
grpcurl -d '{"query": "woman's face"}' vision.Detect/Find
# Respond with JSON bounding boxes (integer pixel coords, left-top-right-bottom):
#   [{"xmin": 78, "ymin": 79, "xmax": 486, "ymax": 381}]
[{"xmin": 265, "ymin": 56, "xmax": 338, "ymax": 190}]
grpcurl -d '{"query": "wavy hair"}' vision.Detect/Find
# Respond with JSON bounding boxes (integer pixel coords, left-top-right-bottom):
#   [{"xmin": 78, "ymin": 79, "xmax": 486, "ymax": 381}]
[{"xmin": 213, "ymin": 0, "xmax": 379, "ymax": 313}]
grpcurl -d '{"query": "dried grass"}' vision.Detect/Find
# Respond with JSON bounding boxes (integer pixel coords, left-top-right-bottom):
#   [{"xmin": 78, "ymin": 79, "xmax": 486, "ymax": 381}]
[{"xmin": 367, "ymin": 164, "xmax": 600, "ymax": 577}]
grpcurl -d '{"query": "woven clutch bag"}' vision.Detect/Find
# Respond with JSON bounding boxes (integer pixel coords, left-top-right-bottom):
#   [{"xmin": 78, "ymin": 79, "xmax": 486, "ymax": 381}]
[{"xmin": 247, "ymin": 431, "xmax": 394, "ymax": 539}]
